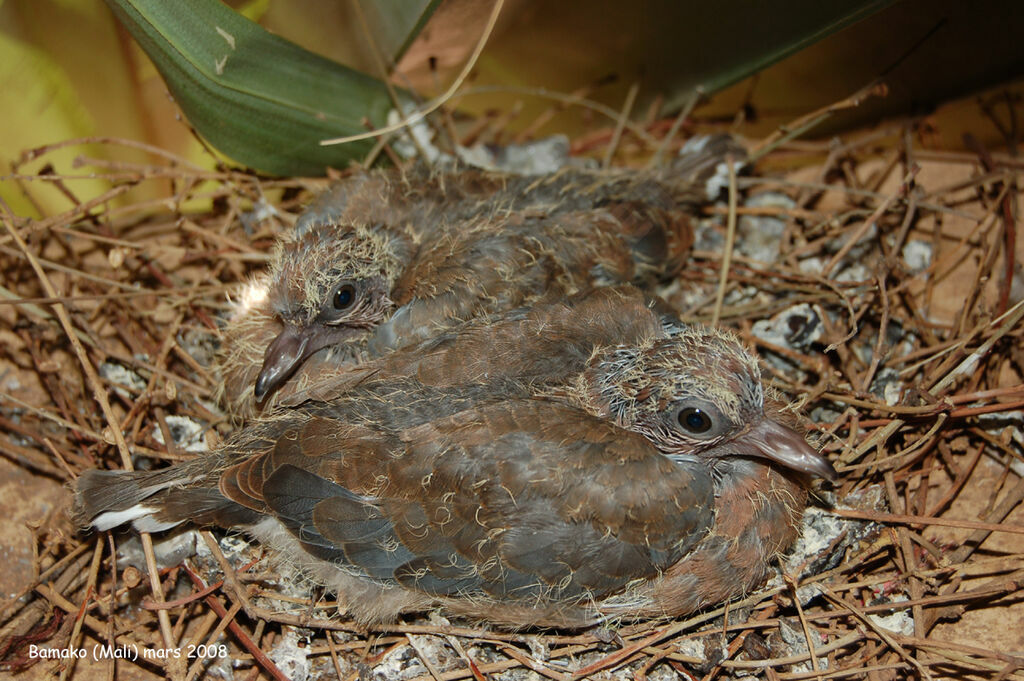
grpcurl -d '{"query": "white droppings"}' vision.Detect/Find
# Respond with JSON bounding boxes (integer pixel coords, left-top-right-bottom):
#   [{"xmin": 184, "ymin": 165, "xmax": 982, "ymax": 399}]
[
  {"xmin": 680, "ymin": 135, "xmax": 747, "ymax": 199},
  {"xmin": 779, "ymin": 618, "xmax": 830, "ymax": 673},
  {"xmin": 456, "ymin": 136, "xmax": 571, "ymax": 175},
  {"xmin": 99, "ymin": 361, "xmax": 146, "ymax": 398},
  {"xmin": 736, "ymin": 192, "xmax": 793, "ymax": 263},
  {"xmin": 152, "ymin": 415, "xmax": 209, "ymax": 453},
  {"xmin": 901, "ymin": 240, "xmax": 932, "ymax": 273},
  {"xmin": 867, "ymin": 597, "xmax": 915, "ymax": 635},
  {"xmin": 388, "ymin": 105, "xmax": 443, "ymax": 163},
  {"xmin": 268, "ymin": 626, "xmax": 309, "ymax": 681},
  {"xmin": 751, "ymin": 303, "xmax": 824, "ymax": 351}
]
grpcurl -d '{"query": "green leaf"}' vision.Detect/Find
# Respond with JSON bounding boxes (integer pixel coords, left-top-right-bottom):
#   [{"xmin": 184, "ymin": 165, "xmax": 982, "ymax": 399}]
[
  {"xmin": 361, "ymin": 0, "xmax": 440, "ymax": 65},
  {"xmin": 676, "ymin": 0, "xmax": 897, "ymax": 97},
  {"xmin": 105, "ymin": 0, "xmax": 414, "ymax": 176}
]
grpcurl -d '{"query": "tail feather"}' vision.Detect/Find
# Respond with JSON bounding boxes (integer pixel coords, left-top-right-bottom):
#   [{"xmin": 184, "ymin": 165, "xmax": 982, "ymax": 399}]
[
  {"xmin": 74, "ymin": 467, "xmax": 197, "ymax": 527},
  {"xmin": 73, "ymin": 464, "xmax": 256, "ymax": 533}
]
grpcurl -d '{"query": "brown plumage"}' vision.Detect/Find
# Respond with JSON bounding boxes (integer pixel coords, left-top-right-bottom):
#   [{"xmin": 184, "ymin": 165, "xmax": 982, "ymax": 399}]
[
  {"xmin": 218, "ymin": 135, "xmax": 746, "ymax": 418},
  {"xmin": 76, "ymin": 298, "xmax": 833, "ymax": 629},
  {"xmin": 280, "ymin": 285, "xmax": 672, "ymax": 403}
]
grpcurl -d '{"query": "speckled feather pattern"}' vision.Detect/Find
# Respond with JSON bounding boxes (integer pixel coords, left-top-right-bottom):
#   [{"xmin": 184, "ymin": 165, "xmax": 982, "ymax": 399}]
[
  {"xmin": 269, "ymin": 222, "xmax": 406, "ymax": 323},
  {"xmin": 72, "ymin": 138, "xmax": 833, "ymax": 628},
  {"xmin": 216, "ymin": 136, "xmax": 744, "ymax": 418},
  {"xmin": 568, "ymin": 326, "xmax": 764, "ymax": 452},
  {"xmin": 75, "ymin": 302, "xmax": 824, "ymax": 628}
]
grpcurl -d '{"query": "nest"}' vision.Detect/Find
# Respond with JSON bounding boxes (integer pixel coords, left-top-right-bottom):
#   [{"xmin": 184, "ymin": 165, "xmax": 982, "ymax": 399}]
[{"xmin": 1, "ymin": 88, "xmax": 1022, "ymax": 681}]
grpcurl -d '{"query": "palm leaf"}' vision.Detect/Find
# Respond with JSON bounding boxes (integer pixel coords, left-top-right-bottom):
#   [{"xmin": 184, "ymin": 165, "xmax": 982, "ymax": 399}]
[{"xmin": 105, "ymin": 0, "xmax": 423, "ymax": 176}]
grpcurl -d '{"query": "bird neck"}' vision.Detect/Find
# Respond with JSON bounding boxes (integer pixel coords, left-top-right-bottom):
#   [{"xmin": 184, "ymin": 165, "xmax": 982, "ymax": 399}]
[{"xmin": 709, "ymin": 458, "xmax": 807, "ymax": 545}]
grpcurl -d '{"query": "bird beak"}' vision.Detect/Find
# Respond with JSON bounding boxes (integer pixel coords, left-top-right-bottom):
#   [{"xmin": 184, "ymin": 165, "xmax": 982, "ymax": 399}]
[
  {"xmin": 254, "ymin": 324, "xmax": 319, "ymax": 402},
  {"xmin": 737, "ymin": 419, "xmax": 837, "ymax": 481}
]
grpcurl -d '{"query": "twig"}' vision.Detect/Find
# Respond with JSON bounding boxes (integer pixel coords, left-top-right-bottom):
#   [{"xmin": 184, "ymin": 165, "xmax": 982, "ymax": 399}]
[
  {"xmin": 602, "ymin": 83, "xmax": 640, "ymax": 168},
  {"xmin": 1, "ymin": 214, "xmax": 179, "ymax": 663},
  {"xmin": 711, "ymin": 156, "xmax": 740, "ymax": 327},
  {"xmin": 820, "ymin": 587, "xmax": 933, "ymax": 681},
  {"xmin": 748, "ymin": 82, "xmax": 889, "ymax": 161},
  {"xmin": 321, "ymin": 0, "xmax": 506, "ymax": 146},
  {"xmin": 647, "ymin": 87, "xmax": 704, "ymax": 169}
]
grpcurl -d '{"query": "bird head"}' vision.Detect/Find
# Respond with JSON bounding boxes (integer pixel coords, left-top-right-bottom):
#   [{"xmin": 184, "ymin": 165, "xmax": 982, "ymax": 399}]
[
  {"xmin": 255, "ymin": 223, "xmax": 402, "ymax": 402},
  {"xmin": 582, "ymin": 326, "xmax": 836, "ymax": 481}
]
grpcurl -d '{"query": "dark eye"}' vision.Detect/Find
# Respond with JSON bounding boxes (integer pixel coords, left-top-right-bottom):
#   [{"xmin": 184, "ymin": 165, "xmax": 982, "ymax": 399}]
[
  {"xmin": 333, "ymin": 285, "xmax": 356, "ymax": 310},
  {"xmin": 678, "ymin": 407, "xmax": 713, "ymax": 434}
]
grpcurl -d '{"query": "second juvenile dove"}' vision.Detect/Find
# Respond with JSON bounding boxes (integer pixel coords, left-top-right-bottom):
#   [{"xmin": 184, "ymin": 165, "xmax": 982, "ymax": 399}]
[{"xmin": 218, "ymin": 136, "xmax": 746, "ymax": 418}]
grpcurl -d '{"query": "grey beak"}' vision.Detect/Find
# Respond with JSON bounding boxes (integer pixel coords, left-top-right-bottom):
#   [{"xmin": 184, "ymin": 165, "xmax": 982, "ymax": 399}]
[
  {"xmin": 254, "ymin": 325, "xmax": 316, "ymax": 402},
  {"xmin": 737, "ymin": 419, "xmax": 837, "ymax": 481}
]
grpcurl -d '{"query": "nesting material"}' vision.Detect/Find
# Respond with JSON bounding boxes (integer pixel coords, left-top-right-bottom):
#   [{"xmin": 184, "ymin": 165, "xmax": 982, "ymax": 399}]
[{"xmin": 1, "ymin": 98, "xmax": 1022, "ymax": 681}]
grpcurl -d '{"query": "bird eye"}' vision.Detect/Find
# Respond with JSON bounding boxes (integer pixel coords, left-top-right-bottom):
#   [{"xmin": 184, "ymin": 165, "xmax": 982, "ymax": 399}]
[
  {"xmin": 333, "ymin": 284, "xmax": 356, "ymax": 310},
  {"xmin": 678, "ymin": 407, "xmax": 713, "ymax": 434}
]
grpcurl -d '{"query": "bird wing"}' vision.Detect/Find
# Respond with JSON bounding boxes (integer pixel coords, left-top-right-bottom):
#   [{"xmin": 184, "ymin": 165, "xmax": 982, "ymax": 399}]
[
  {"xmin": 219, "ymin": 399, "xmax": 714, "ymax": 602},
  {"xmin": 372, "ymin": 200, "xmax": 691, "ymax": 355},
  {"xmin": 287, "ymin": 285, "xmax": 663, "ymax": 404}
]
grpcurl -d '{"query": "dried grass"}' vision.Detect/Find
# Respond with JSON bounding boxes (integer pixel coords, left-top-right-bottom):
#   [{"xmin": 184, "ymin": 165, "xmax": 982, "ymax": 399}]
[{"xmin": 1, "ymin": 88, "xmax": 1022, "ymax": 681}]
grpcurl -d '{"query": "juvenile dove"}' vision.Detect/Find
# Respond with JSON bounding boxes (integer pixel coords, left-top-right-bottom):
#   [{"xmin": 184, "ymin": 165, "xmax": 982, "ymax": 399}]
[
  {"xmin": 77, "ymin": 306, "xmax": 833, "ymax": 628},
  {"xmin": 218, "ymin": 135, "xmax": 746, "ymax": 417}
]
